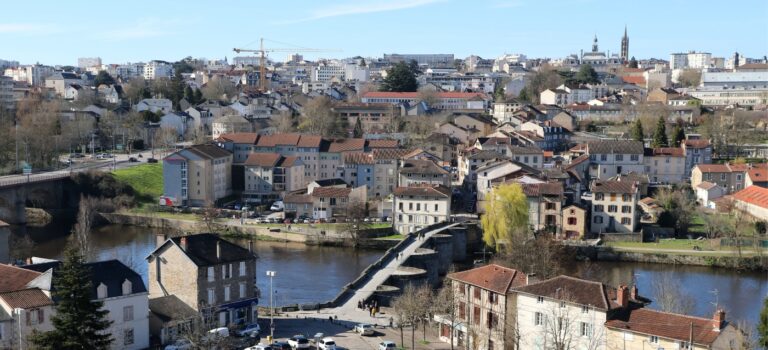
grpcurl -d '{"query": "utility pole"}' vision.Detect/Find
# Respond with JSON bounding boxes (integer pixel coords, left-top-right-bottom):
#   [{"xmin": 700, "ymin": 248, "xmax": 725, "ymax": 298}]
[
  {"xmin": 688, "ymin": 322, "xmax": 693, "ymax": 350},
  {"xmin": 266, "ymin": 270, "xmax": 276, "ymax": 341}
]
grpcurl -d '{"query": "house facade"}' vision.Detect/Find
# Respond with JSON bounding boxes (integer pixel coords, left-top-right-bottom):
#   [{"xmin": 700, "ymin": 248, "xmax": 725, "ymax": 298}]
[
  {"xmin": 643, "ymin": 147, "xmax": 686, "ymax": 184},
  {"xmin": 243, "ymin": 153, "xmax": 304, "ymax": 203},
  {"xmin": 163, "ymin": 144, "xmax": 233, "ymax": 207},
  {"xmin": 393, "ymin": 185, "xmax": 451, "ymax": 234},
  {"xmin": 590, "ymin": 180, "xmax": 639, "ymax": 234},
  {"xmin": 587, "ymin": 141, "xmax": 645, "ymax": 180}
]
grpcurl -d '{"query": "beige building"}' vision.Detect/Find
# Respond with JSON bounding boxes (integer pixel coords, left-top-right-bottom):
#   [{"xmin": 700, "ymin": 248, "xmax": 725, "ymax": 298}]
[
  {"xmin": 562, "ymin": 204, "xmax": 587, "ymax": 239},
  {"xmin": 211, "ymin": 114, "xmax": 253, "ymax": 139},
  {"xmin": 643, "ymin": 147, "xmax": 686, "ymax": 184},
  {"xmin": 147, "ymin": 234, "xmax": 259, "ymax": 330},
  {"xmin": 310, "ymin": 186, "xmax": 367, "ymax": 219},
  {"xmin": 605, "ymin": 308, "xmax": 740, "ymax": 350},
  {"xmin": 399, "ymin": 159, "xmax": 451, "ymax": 187},
  {"xmin": 732, "ymin": 185, "xmax": 768, "ymax": 221},
  {"xmin": 393, "ymin": 185, "xmax": 451, "ymax": 234},
  {"xmin": 243, "ymin": 153, "xmax": 304, "ymax": 203},
  {"xmin": 332, "ymin": 103, "xmax": 398, "ymax": 133},
  {"xmin": 437, "ymin": 264, "xmax": 528, "ymax": 350},
  {"xmin": 590, "ymin": 180, "xmax": 639, "ymax": 234},
  {"xmin": 521, "ymin": 182, "xmax": 564, "ymax": 235},
  {"xmin": 163, "ymin": 144, "xmax": 233, "ymax": 207},
  {"xmin": 691, "ymin": 163, "xmax": 768, "ymax": 194},
  {"xmin": 0, "ymin": 264, "xmax": 55, "ymax": 349}
]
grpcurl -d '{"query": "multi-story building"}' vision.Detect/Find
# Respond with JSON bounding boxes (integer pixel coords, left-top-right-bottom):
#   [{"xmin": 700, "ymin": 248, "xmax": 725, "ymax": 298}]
[
  {"xmin": 332, "ymin": 103, "xmax": 398, "ymax": 133},
  {"xmin": 393, "ymin": 185, "xmax": 451, "ymax": 234},
  {"xmin": 562, "ymin": 204, "xmax": 587, "ymax": 239},
  {"xmin": 687, "ymin": 70, "xmax": 768, "ymax": 106},
  {"xmin": 3, "ymin": 64, "xmax": 55, "ymax": 86},
  {"xmin": 438, "ymin": 264, "xmax": 528, "ymax": 350},
  {"xmin": 0, "ymin": 264, "xmax": 55, "ymax": 349},
  {"xmin": 682, "ymin": 138, "xmax": 712, "ymax": 178},
  {"xmin": 689, "ymin": 163, "xmax": 761, "ymax": 194},
  {"xmin": 312, "ymin": 62, "xmax": 345, "ymax": 82},
  {"xmin": 163, "ymin": 144, "xmax": 233, "ymax": 207},
  {"xmin": 211, "ymin": 115, "xmax": 253, "ymax": 139},
  {"xmin": 521, "ymin": 182, "xmax": 565, "ymax": 234},
  {"xmin": 476, "ymin": 160, "xmax": 538, "ymax": 212},
  {"xmin": 643, "ymin": 147, "xmax": 686, "ymax": 184},
  {"xmin": 361, "ymin": 91, "xmax": 489, "ymax": 111},
  {"xmin": 45, "ymin": 72, "xmax": 84, "ymax": 96},
  {"xmin": 586, "ymin": 140, "xmax": 645, "ymax": 180},
  {"xmin": 143, "ymin": 60, "xmax": 174, "ymax": 80},
  {"xmin": 589, "ymin": 180, "xmax": 639, "ymax": 234},
  {"xmin": 399, "ymin": 159, "xmax": 451, "ymax": 187},
  {"xmin": 372, "ymin": 148, "xmax": 411, "ymax": 198},
  {"xmin": 243, "ymin": 153, "xmax": 304, "ymax": 203},
  {"xmin": 310, "ymin": 186, "xmax": 367, "ymax": 219},
  {"xmin": 605, "ymin": 308, "xmax": 739, "ymax": 350},
  {"xmin": 215, "ymin": 133, "xmax": 259, "ymax": 164},
  {"xmin": 0, "ymin": 76, "xmax": 14, "ymax": 111},
  {"xmin": 147, "ymin": 234, "xmax": 259, "ymax": 328},
  {"xmin": 670, "ymin": 51, "xmax": 712, "ymax": 70},
  {"xmin": 519, "ymin": 121, "xmax": 570, "ymax": 152},
  {"xmin": 78, "ymin": 57, "xmax": 102, "ymax": 69},
  {"xmin": 339, "ymin": 153, "xmax": 375, "ymax": 195},
  {"xmin": 383, "ymin": 53, "xmax": 454, "ymax": 67},
  {"xmin": 513, "ymin": 276, "xmax": 639, "ymax": 350}
]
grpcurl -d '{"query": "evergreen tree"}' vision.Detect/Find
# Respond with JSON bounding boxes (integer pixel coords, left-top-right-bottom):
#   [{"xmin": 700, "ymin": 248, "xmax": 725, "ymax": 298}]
[
  {"xmin": 31, "ymin": 248, "xmax": 113, "ymax": 350},
  {"xmin": 140, "ymin": 87, "xmax": 152, "ymax": 99},
  {"xmin": 93, "ymin": 71, "xmax": 116, "ymax": 87},
  {"xmin": 759, "ymin": 297, "xmax": 768, "ymax": 349},
  {"xmin": 631, "ymin": 119, "xmax": 644, "ymax": 142},
  {"xmin": 184, "ymin": 85, "xmax": 194, "ymax": 103},
  {"xmin": 494, "ymin": 84, "xmax": 505, "ymax": 102},
  {"xmin": 628, "ymin": 56, "xmax": 638, "ymax": 69},
  {"xmin": 575, "ymin": 64, "xmax": 599, "ymax": 84},
  {"xmin": 671, "ymin": 123, "xmax": 685, "ymax": 147},
  {"xmin": 194, "ymin": 88, "xmax": 203, "ymax": 104},
  {"xmin": 380, "ymin": 62, "xmax": 418, "ymax": 92},
  {"xmin": 517, "ymin": 88, "xmax": 530, "ymax": 103},
  {"xmin": 651, "ymin": 116, "xmax": 669, "ymax": 147},
  {"xmin": 353, "ymin": 117, "xmax": 364, "ymax": 138}
]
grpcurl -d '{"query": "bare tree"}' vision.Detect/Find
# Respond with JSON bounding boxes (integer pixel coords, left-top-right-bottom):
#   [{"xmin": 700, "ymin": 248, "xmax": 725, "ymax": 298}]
[
  {"xmin": 417, "ymin": 86, "xmax": 439, "ymax": 107},
  {"xmin": 179, "ymin": 306, "xmax": 234, "ymax": 349},
  {"xmin": 432, "ymin": 282, "xmax": 458, "ymax": 350},
  {"xmin": 533, "ymin": 291, "xmax": 605, "ymax": 350},
  {"xmin": 72, "ymin": 195, "xmax": 98, "ymax": 260},
  {"xmin": 494, "ymin": 237, "xmax": 568, "ymax": 280},
  {"xmin": 122, "ymin": 77, "xmax": 148, "ymax": 104},
  {"xmin": 298, "ymin": 96, "xmax": 346, "ymax": 137},
  {"xmin": 270, "ymin": 111, "xmax": 295, "ymax": 133},
  {"xmin": 651, "ymin": 272, "xmax": 695, "ymax": 315},
  {"xmin": 341, "ymin": 199, "xmax": 369, "ymax": 249},
  {"xmin": 200, "ymin": 204, "xmax": 222, "ymax": 234},
  {"xmin": 392, "ymin": 284, "xmax": 432, "ymax": 350},
  {"xmin": 154, "ymin": 126, "xmax": 179, "ymax": 152},
  {"xmin": 202, "ymin": 76, "xmax": 237, "ymax": 101}
]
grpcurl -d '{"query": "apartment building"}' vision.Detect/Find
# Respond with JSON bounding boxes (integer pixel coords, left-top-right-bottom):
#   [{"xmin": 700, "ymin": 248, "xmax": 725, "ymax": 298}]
[
  {"xmin": 243, "ymin": 153, "xmax": 304, "ymax": 203},
  {"xmin": 361, "ymin": 91, "xmax": 489, "ymax": 110},
  {"xmin": 476, "ymin": 160, "xmax": 539, "ymax": 212},
  {"xmin": 371, "ymin": 149, "xmax": 411, "ymax": 198},
  {"xmin": 589, "ymin": 180, "xmax": 639, "ymax": 234},
  {"xmin": 586, "ymin": 140, "xmax": 645, "ymax": 180},
  {"xmin": 521, "ymin": 182, "xmax": 565, "ymax": 234},
  {"xmin": 562, "ymin": 204, "xmax": 587, "ymax": 239},
  {"xmin": 332, "ymin": 103, "xmax": 398, "ymax": 133},
  {"xmin": 147, "ymin": 234, "xmax": 258, "ymax": 329},
  {"xmin": 682, "ymin": 138, "xmax": 713, "ymax": 178},
  {"xmin": 690, "ymin": 163, "xmax": 757, "ymax": 194},
  {"xmin": 643, "ymin": 147, "xmax": 686, "ymax": 184},
  {"xmin": 393, "ymin": 185, "xmax": 451, "ymax": 234},
  {"xmin": 163, "ymin": 144, "xmax": 233, "ymax": 207},
  {"xmin": 310, "ymin": 186, "xmax": 366, "ymax": 219},
  {"xmin": 439, "ymin": 264, "xmax": 528, "ymax": 350},
  {"xmin": 399, "ymin": 159, "xmax": 451, "ymax": 187},
  {"xmin": 143, "ymin": 60, "xmax": 174, "ymax": 80}
]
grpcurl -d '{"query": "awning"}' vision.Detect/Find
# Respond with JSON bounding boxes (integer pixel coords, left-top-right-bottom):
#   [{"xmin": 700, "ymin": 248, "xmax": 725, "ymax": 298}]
[{"xmin": 218, "ymin": 297, "xmax": 259, "ymax": 310}]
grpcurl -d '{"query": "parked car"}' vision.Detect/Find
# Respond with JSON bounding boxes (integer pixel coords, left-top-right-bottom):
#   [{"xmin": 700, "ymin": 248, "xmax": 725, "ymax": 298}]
[
  {"xmin": 355, "ymin": 324, "xmax": 374, "ymax": 336},
  {"xmin": 244, "ymin": 345, "xmax": 272, "ymax": 350},
  {"xmin": 318, "ymin": 337, "xmax": 337, "ymax": 350},
  {"xmin": 164, "ymin": 339, "xmax": 192, "ymax": 350},
  {"xmin": 237, "ymin": 323, "xmax": 261, "ymax": 337},
  {"xmin": 287, "ymin": 335, "xmax": 310, "ymax": 349},
  {"xmin": 207, "ymin": 327, "xmax": 229, "ymax": 338},
  {"xmin": 271, "ymin": 342, "xmax": 291, "ymax": 350},
  {"xmin": 147, "ymin": 158, "xmax": 158, "ymax": 163},
  {"xmin": 379, "ymin": 341, "xmax": 397, "ymax": 350},
  {"xmin": 128, "ymin": 157, "xmax": 139, "ymax": 162},
  {"xmin": 69, "ymin": 153, "xmax": 85, "ymax": 158}
]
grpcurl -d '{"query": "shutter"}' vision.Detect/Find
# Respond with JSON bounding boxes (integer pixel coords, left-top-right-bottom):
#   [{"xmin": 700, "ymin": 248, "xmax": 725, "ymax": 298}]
[
  {"xmin": 25, "ymin": 311, "xmax": 30, "ymax": 326},
  {"xmin": 38, "ymin": 309, "xmax": 44, "ymax": 323}
]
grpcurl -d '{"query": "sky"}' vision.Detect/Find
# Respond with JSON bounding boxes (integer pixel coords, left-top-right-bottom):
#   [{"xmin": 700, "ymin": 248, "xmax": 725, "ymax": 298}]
[{"xmin": 2, "ymin": 0, "xmax": 767, "ymax": 66}]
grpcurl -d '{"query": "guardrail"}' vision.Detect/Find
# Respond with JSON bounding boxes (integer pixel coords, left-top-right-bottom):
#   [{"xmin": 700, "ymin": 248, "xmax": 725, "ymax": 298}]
[{"xmin": 0, "ymin": 172, "xmax": 71, "ymax": 187}]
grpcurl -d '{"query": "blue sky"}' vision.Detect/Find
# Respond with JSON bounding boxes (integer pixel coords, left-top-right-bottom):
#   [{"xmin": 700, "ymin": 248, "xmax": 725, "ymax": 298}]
[{"xmin": 2, "ymin": 0, "xmax": 766, "ymax": 65}]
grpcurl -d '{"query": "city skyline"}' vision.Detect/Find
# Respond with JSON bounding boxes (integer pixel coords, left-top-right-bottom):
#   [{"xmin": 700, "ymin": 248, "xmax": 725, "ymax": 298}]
[{"xmin": 1, "ymin": 0, "xmax": 767, "ymax": 65}]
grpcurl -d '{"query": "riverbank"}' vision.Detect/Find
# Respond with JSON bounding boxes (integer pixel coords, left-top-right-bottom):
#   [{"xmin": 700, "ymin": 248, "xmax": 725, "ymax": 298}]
[{"xmin": 579, "ymin": 245, "xmax": 768, "ymax": 271}]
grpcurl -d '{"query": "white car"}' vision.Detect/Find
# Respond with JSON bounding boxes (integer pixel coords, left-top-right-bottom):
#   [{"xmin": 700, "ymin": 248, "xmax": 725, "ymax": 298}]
[
  {"xmin": 379, "ymin": 341, "xmax": 397, "ymax": 350},
  {"xmin": 318, "ymin": 337, "xmax": 336, "ymax": 350},
  {"xmin": 270, "ymin": 201, "xmax": 284, "ymax": 212},
  {"xmin": 287, "ymin": 335, "xmax": 310, "ymax": 349},
  {"xmin": 355, "ymin": 323, "xmax": 374, "ymax": 336},
  {"xmin": 237, "ymin": 323, "xmax": 261, "ymax": 337},
  {"xmin": 164, "ymin": 339, "xmax": 192, "ymax": 350},
  {"xmin": 244, "ymin": 345, "xmax": 273, "ymax": 350}
]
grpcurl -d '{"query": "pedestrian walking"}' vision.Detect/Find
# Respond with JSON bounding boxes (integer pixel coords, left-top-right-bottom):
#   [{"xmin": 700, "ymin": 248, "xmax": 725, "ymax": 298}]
[{"xmin": 389, "ymin": 317, "xmax": 393, "ymax": 328}]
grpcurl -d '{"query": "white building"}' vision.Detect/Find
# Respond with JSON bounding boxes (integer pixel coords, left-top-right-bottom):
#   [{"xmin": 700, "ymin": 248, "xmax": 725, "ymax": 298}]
[
  {"xmin": 393, "ymin": 185, "xmax": 451, "ymax": 234},
  {"xmin": 312, "ymin": 62, "xmax": 345, "ymax": 82},
  {"xmin": 643, "ymin": 147, "xmax": 686, "ymax": 184},
  {"xmin": 143, "ymin": 60, "xmax": 174, "ymax": 80}
]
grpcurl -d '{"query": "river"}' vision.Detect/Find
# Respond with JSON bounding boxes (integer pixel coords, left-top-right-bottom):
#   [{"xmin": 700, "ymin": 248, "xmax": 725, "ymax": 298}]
[{"xmin": 5, "ymin": 224, "xmax": 767, "ymax": 325}]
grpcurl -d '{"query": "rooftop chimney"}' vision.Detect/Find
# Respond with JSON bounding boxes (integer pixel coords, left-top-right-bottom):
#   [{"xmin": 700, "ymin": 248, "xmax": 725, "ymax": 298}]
[
  {"xmin": 180, "ymin": 236, "xmax": 187, "ymax": 251},
  {"xmin": 526, "ymin": 273, "xmax": 537, "ymax": 285},
  {"xmin": 617, "ymin": 285, "xmax": 629, "ymax": 308},
  {"xmin": 713, "ymin": 309, "xmax": 726, "ymax": 330},
  {"xmin": 216, "ymin": 240, "xmax": 221, "ymax": 260},
  {"xmin": 630, "ymin": 284, "xmax": 638, "ymax": 301},
  {"xmin": 156, "ymin": 233, "xmax": 167, "ymax": 248}
]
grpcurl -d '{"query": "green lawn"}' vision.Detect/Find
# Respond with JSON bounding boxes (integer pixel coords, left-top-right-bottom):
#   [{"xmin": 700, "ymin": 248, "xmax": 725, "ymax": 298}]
[
  {"xmin": 112, "ymin": 163, "xmax": 163, "ymax": 205},
  {"xmin": 375, "ymin": 234, "xmax": 405, "ymax": 240},
  {"xmin": 607, "ymin": 239, "xmax": 710, "ymax": 250}
]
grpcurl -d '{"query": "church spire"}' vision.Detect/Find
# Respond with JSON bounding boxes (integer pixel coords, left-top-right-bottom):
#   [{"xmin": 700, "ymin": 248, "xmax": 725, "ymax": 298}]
[
  {"xmin": 592, "ymin": 35, "xmax": 598, "ymax": 53},
  {"xmin": 621, "ymin": 25, "xmax": 629, "ymax": 62}
]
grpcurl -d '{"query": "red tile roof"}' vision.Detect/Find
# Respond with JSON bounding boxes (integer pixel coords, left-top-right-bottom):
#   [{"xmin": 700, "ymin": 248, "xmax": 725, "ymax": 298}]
[
  {"xmin": 344, "ymin": 152, "xmax": 374, "ymax": 165},
  {"xmin": 732, "ymin": 185, "xmax": 768, "ymax": 209},
  {"xmin": 695, "ymin": 164, "xmax": 731, "ymax": 173},
  {"xmin": 372, "ymin": 148, "xmax": 413, "ymax": 160},
  {"xmin": 366, "ymin": 139, "xmax": 399, "ymax": 149},
  {"xmin": 513, "ymin": 275, "xmax": 618, "ymax": 311},
  {"xmin": 521, "ymin": 182, "xmax": 564, "ymax": 197},
  {"xmin": 297, "ymin": 135, "xmax": 323, "ymax": 148},
  {"xmin": 284, "ymin": 193, "xmax": 313, "ymax": 204},
  {"xmin": 0, "ymin": 288, "xmax": 53, "ymax": 309},
  {"xmin": 256, "ymin": 133, "xmax": 302, "ymax": 147},
  {"xmin": 591, "ymin": 180, "xmax": 637, "ymax": 194},
  {"xmin": 218, "ymin": 132, "xmax": 258, "ymax": 144},
  {"xmin": 328, "ymin": 138, "xmax": 365, "ymax": 153},
  {"xmin": 448, "ymin": 264, "xmax": 527, "ymax": 294},
  {"xmin": 0, "ymin": 264, "xmax": 41, "ymax": 293},
  {"xmin": 647, "ymin": 147, "xmax": 685, "ymax": 157},
  {"xmin": 748, "ymin": 168, "xmax": 768, "ymax": 182},
  {"xmin": 244, "ymin": 153, "xmax": 281, "ymax": 167},
  {"xmin": 622, "ymin": 76, "xmax": 646, "ymax": 86},
  {"xmin": 696, "ymin": 181, "xmax": 718, "ymax": 190},
  {"xmin": 278, "ymin": 156, "xmax": 300, "ymax": 167},
  {"xmin": 605, "ymin": 308, "xmax": 726, "ymax": 346},
  {"xmin": 311, "ymin": 187, "xmax": 352, "ymax": 198},
  {"xmin": 683, "ymin": 139, "xmax": 711, "ymax": 149}
]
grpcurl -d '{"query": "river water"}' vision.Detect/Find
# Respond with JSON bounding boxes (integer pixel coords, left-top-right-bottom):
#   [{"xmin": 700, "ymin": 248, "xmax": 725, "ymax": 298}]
[{"xmin": 5, "ymin": 224, "xmax": 767, "ymax": 325}]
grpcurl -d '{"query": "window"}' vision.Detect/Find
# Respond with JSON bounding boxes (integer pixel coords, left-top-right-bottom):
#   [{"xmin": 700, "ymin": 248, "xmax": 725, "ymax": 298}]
[
  {"xmin": 581, "ymin": 305, "xmax": 589, "ymax": 313},
  {"xmin": 594, "ymin": 216, "xmax": 604, "ymax": 224},
  {"xmin": 239, "ymin": 261, "xmax": 246, "ymax": 276},
  {"xmin": 595, "ymin": 193, "xmax": 604, "ymax": 200},
  {"xmin": 608, "ymin": 205, "xmax": 617, "ymax": 213},
  {"xmin": 580, "ymin": 322, "xmax": 593, "ymax": 337},
  {"xmin": 621, "ymin": 217, "xmax": 631, "ymax": 225},
  {"xmin": 721, "ymin": 173, "xmax": 726, "ymax": 180},
  {"xmin": 239, "ymin": 282, "xmax": 246, "ymax": 299},
  {"xmin": 537, "ymin": 296, "xmax": 544, "ymax": 304},
  {"xmin": 473, "ymin": 306, "xmax": 481, "ymax": 324},
  {"xmin": 222, "ymin": 264, "xmax": 231, "ymax": 279},
  {"xmin": 630, "ymin": 154, "xmax": 639, "ymax": 161},
  {"xmin": 600, "ymin": 154, "xmax": 607, "ymax": 161},
  {"xmin": 459, "ymin": 302, "xmax": 466, "ymax": 320},
  {"xmin": 679, "ymin": 341, "xmax": 691, "ymax": 349},
  {"xmin": 545, "ymin": 203, "xmax": 556, "ymax": 210},
  {"xmin": 615, "ymin": 154, "xmax": 624, "ymax": 161},
  {"xmin": 122, "ymin": 280, "xmax": 132, "ymax": 295},
  {"xmin": 534, "ymin": 312, "xmax": 543, "ymax": 326},
  {"xmin": 474, "ymin": 287, "xmax": 481, "ymax": 300},
  {"xmin": 489, "ymin": 292, "xmax": 497, "ymax": 304},
  {"xmin": 207, "ymin": 288, "xmax": 215, "ymax": 304},
  {"xmin": 559, "ymin": 301, "xmax": 566, "ymax": 308},
  {"xmin": 622, "ymin": 194, "xmax": 631, "ymax": 201},
  {"xmin": 622, "ymin": 205, "xmax": 632, "ymax": 213},
  {"xmin": 594, "ymin": 205, "xmax": 604, "ymax": 212},
  {"xmin": 649, "ymin": 335, "xmax": 659, "ymax": 344},
  {"xmin": 123, "ymin": 306, "xmax": 134, "ymax": 322},
  {"xmin": 224, "ymin": 285, "xmax": 231, "ymax": 302},
  {"xmin": 97, "ymin": 283, "xmax": 108, "ymax": 299},
  {"xmin": 435, "ymin": 204, "xmax": 439, "ymax": 212},
  {"xmin": 124, "ymin": 328, "xmax": 134, "ymax": 346},
  {"xmin": 207, "ymin": 267, "xmax": 215, "ymax": 282}
]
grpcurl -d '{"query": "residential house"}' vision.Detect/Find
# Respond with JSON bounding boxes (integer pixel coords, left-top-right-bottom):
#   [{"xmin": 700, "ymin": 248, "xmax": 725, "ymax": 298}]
[
  {"xmin": 521, "ymin": 182, "xmax": 565, "ymax": 235},
  {"xmin": 185, "ymin": 106, "xmax": 214, "ymax": 135},
  {"xmin": 211, "ymin": 115, "xmax": 253, "ymax": 139},
  {"xmin": 552, "ymin": 111, "xmax": 577, "ymax": 132},
  {"xmin": 399, "ymin": 159, "xmax": 451, "ymax": 187},
  {"xmin": 340, "ymin": 152, "xmax": 375, "ymax": 196},
  {"xmin": 507, "ymin": 146, "xmax": 545, "ymax": 169},
  {"xmin": 732, "ymin": 185, "xmax": 768, "ymax": 221},
  {"xmin": 439, "ymin": 122, "xmax": 480, "ymax": 144},
  {"xmin": 243, "ymin": 153, "xmax": 304, "ymax": 204},
  {"xmin": 0, "ymin": 264, "xmax": 54, "ymax": 349},
  {"xmin": 97, "ymin": 84, "xmax": 122, "ymax": 104},
  {"xmin": 586, "ymin": 140, "xmax": 645, "ymax": 180},
  {"xmin": 589, "ymin": 180, "xmax": 639, "ymax": 234},
  {"xmin": 422, "ymin": 133, "xmax": 461, "ymax": 167},
  {"xmin": 64, "ymin": 84, "xmax": 83, "ymax": 100},
  {"xmin": 492, "ymin": 99, "xmax": 524, "ymax": 124},
  {"xmin": 562, "ymin": 204, "xmax": 587, "ymax": 239},
  {"xmin": 690, "ymin": 163, "xmax": 754, "ymax": 194},
  {"xmin": 643, "ymin": 147, "xmax": 686, "ymax": 184},
  {"xmin": 284, "ymin": 193, "xmax": 314, "ymax": 218},
  {"xmin": 745, "ymin": 167, "xmax": 768, "ymax": 188},
  {"xmin": 159, "ymin": 111, "xmax": 192, "ymax": 138},
  {"xmin": 147, "ymin": 295, "xmax": 197, "ymax": 345},
  {"xmin": 476, "ymin": 160, "xmax": 540, "ymax": 212},
  {"xmin": 452, "ymin": 113, "xmax": 497, "ymax": 137},
  {"xmin": 513, "ymin": 276, "xmax": 640, "ymax": 350},
  {"xmin": 22, "ymin": 260, "xmax": 150, "ymax": 350},
  {"xmin": 163, "ymin": 144, "xmax": 233, "ymax": 207},
  {"xmin": 393, "ymin": 185, "xmax": 451, "ymax": 234},
  {"xmin": 519, "ymin": 121, "xmax": 570, "ymax": 152},
  {"xmin": 695, "ymin": 182, "xmax": 726, "ymax": 209},
  {"xmin": 45, "ymin": 72, "xmax": 83, "ymax": 95},
  {"xmin": 682, "ymin": 138, "xmax": 713, "ymax": 178},
  {"xmin": 147, "ymin": 234, "xmax": 259, "ymax": 331},
  {"xmin": 438, "ymin": 264, "xmax": 528, "ymax": 350},
  {"xmin": 332, "ymin": 103, "xmax": 398, "ymax": 133},
  {"xmin": 647, "ymin": 87, "xmax": 680, "ymax": 104},
  {"xmin": 371, "ymin": 149, "xmax": 412, "ymax": 198},
  {"xmin": 540, "ymin": 88, "xmax": 570, "ymax": 106},
  {"xmin": 135, "ymin": 98, "xmax": 173, "ymax": 114},
  {"xmin": 605, "ymin": 308, "xmax": 739, "ymax": 350},
  {"xmin": 310, "ymin": 186, "xmax": 366, "ymax": 219}
]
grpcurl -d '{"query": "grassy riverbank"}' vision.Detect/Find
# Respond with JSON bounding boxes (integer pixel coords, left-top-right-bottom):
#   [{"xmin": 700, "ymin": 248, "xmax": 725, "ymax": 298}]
[{"xmin": 112, "ymin": 163, "xmax": 163, "ymax": 206}]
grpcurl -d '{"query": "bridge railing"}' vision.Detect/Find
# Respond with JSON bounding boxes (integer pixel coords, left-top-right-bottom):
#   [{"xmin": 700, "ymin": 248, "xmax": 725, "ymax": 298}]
[{"xmin": 0, "ymin": 172, "xmax": 70, "ymax": 187}]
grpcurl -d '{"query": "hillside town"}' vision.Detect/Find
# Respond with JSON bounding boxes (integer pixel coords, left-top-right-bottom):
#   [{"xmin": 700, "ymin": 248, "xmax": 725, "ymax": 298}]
[{"xmin": 1, "ymin": 2, "xmax": 768, "ymax": 349}]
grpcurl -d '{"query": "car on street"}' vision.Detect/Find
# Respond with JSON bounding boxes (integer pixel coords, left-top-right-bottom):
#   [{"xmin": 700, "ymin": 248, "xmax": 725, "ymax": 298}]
[
  {"xmin": 237, "ymin": 323, "xmax": 261, "ymax": 337},
  {"xmin": 271, "ymin": 341, "xmax": 292, "ymax": 350},
  {"xmin": 355, "ymin": 323, "xmax": 374, "ymax": 336},
  {"xmin": 163, "ymin": 339, "xmax": 192, "ymax": 350},
  {"xmin": 287, "ymin": 335, "xmax": 310, "ymax": 349},
  {"xmin": 379, "ymin": 341, "xmax": 397, "ymax": 350},
  {"xmin": 147, "ymin": 158, "xmax": 158, "ymax": 163},
  {"xmin": 318, "ymin": 337, "xmax": 336, "ymax": 350},
  {"xmin": 244, "ymin": 345, "xmax": 272, "ymax": 350},
  {"xmin": 128, "ymin": 157, "xmax": 139, "ymax": 162}
]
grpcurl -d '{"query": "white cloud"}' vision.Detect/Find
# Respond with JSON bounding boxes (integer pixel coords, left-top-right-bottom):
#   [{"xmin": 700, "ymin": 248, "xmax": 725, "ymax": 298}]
[
  {"xmin": 0, "ymin": 23, "xmax": 60, "ymax": 34},
  {"xmin": 278, "ymin": 0, "xmax": 445, "ymax": 24},
  {"xmin": 101, "ymin": 18, "xmax": 179, "ymax": 40}
]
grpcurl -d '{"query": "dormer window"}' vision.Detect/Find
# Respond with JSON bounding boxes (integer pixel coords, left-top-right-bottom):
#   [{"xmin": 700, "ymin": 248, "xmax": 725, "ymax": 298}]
[
  {"xmin": 97, "ymin": 283, "xmax": 108, "ymax": 299},
  {"xmin": 122, "ymin": 279, "xmax": 132, "ymax": 295}
]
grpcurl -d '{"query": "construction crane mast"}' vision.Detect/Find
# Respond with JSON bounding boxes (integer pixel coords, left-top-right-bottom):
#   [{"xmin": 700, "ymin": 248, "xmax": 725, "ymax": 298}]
[{"xmin": 233, "ymin": 38, "xmax": 340, "ymax": 92}]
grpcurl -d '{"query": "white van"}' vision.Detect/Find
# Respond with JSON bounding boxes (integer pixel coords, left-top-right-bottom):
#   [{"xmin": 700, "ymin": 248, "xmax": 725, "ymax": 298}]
[{"xmin": 270, "ymin": 201, "xmax": 284, "ymax": 212}]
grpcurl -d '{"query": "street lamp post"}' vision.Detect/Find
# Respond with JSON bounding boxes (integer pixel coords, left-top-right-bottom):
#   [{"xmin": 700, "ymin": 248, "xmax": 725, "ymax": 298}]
[
  {"xmin": 14, "ymin": 308, "xmax": 23, "ymax": 350},
  {"xmin": 266, "ymin": 270, "xmax": 276, "ymax": 339}
]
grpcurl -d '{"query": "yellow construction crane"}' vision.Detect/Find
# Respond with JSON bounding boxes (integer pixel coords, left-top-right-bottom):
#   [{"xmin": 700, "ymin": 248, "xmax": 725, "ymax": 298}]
[{"xmin": 233, "ymin": 38, "xmax": 341, "ymax": 91}]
